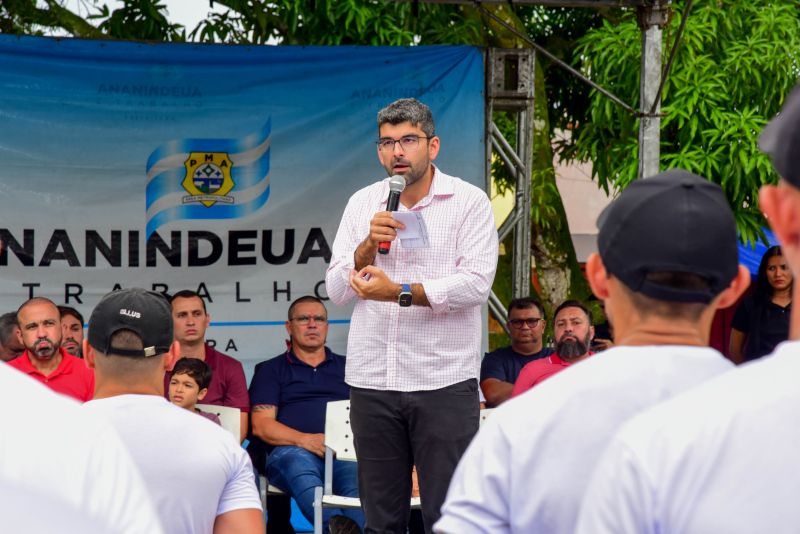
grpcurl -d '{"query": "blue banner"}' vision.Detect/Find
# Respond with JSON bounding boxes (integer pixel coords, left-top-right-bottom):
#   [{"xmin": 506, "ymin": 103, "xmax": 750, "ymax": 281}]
[{"xmin": 0, "ymin": 35, "xmax": 486, "ymax": 377}]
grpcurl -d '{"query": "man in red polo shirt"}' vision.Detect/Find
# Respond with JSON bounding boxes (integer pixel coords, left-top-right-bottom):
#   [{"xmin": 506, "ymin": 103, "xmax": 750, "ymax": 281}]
[
  {"xmin": 168, "ymin": 290, "xmax": 249, "ymax": 441},
  {"xmin": 9, "ymin": 297, "xmax": 94, "ymax": 402},
  {"xmin": 511, "ymin": 300, "xmax": 594, "ymax": 397}
]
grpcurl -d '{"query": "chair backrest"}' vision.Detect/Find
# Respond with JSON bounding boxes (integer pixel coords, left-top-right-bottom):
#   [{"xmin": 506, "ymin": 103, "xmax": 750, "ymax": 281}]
[
  {"xmin": 324, "ymin": 400, "xmax": 357, "ymax": 462},
  {"xmin": 196, "ymin": 403, "xmax": 241, "ymax": 441},
  {"xmin": 322, "ymin": 402, "xmax": 492, "ymax": 463}
]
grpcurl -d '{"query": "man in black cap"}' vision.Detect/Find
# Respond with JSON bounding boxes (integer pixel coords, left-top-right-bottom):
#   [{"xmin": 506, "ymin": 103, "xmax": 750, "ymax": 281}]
[
  {"xmin": 82, "ymin": 288, "xmax": 264, "ymax": 534},
  {"xmin": 574, "ymin": 86, "xmax": 800, "ymax": 534},
  {"xmin": 436, "ymin": 169, "xmax": 750, "ymax": 534}
]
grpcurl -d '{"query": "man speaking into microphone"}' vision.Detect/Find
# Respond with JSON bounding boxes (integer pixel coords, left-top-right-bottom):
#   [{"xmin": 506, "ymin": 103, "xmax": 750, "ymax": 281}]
[{"xmin": 326, "ymin": 98, "xmax": 498, "ymax": 533}]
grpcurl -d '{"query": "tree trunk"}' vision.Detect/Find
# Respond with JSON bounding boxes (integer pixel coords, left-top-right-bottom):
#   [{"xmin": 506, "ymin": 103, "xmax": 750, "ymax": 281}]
[
  {"xmin": 530, "ymin": 57, "xmax": 592, "ymax": 317},
  {"xmin": 484, "ymin": 7, "xmax": 592, "ymax": 321}
]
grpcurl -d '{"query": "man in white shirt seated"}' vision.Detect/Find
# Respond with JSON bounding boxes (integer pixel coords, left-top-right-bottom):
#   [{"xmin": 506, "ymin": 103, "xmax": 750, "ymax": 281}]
[
  {"xmin": 576, "ymin": 84, "xmax": 800, "ymax": 534},
  {"xmin": 435, "ymin": 169, "xmax": 750, "ymax": 534},
  {"xmin": 83, "ymin": 287, "xmax": 264, "ymax": 534}
]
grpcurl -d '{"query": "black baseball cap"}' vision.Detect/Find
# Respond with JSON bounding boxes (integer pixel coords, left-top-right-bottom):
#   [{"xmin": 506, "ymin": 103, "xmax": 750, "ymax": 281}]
[
  {"xmin": 759, "ymin": 85, "xmax": 800, "ymax": 188},
  {"xmin": 597, "ymin": 169, "xmax": 739, "ymax": 303},
  {"xmin": 87, "ymin": 288, "xmax": 173, "ymax": 358}
]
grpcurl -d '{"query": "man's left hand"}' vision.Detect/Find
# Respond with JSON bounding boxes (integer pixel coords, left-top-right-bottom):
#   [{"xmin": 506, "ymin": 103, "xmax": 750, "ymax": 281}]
[{"xmin": 349, "ymin": 266, "xmax": 399, "ymax": 302}]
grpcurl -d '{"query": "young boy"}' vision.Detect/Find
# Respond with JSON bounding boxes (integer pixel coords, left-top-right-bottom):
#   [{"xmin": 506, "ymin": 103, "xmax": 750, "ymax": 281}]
[{"xmin": 168, "ymin": 358, "xmax": 221, "ymax": 426}]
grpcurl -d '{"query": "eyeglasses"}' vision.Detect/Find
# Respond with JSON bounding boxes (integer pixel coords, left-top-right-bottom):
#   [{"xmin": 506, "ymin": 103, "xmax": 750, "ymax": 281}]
[
  {"xmin": 290, "ymin": 315, "xmax": 328, "ymax": 325},
  {"xmin": 376, "ymin": 135, "xmax": 431, "ymax": 153},
  {"xmin": 509, "ymin": 318, "xmax": 542, "ymax": 329}
]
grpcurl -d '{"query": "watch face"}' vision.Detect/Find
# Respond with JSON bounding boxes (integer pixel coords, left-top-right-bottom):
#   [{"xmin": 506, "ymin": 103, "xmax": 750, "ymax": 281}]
[{"xmin": 399, "ymin": 293, "xmax": 413, "ymax": 307}]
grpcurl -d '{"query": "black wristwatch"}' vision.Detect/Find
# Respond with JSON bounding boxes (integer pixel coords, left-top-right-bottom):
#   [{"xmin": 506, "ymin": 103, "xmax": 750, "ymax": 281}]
[{"xmin": 398, "ymin": 284, "xmax": 413, "ymax": 307}]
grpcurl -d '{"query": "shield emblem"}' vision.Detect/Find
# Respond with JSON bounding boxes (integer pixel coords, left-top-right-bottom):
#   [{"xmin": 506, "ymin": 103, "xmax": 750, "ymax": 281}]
[{"xmin": 182, "ymin": 152, "xmax": 235, "ymax": 207}]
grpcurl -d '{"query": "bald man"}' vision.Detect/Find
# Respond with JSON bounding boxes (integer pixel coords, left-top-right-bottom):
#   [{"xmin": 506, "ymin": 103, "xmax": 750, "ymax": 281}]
[{"xmin": 8, "ymin": 297, "xmax": 94, "ymax": 401}]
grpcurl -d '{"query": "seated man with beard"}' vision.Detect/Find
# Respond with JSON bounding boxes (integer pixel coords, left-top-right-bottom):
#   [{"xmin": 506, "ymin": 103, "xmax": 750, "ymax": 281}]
[
  {"xmin": 9, "ymin": 297, "xmax": 94, "ymax": 402},
  {"xmin": 511, "ymin": 300, "xmax": 594, "ymax": 396}
]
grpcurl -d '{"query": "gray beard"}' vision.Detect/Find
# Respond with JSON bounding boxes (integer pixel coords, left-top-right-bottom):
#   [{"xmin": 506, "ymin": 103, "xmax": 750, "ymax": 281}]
[{"xmin": 556, "ymin": 335, "xmax": 590, "ymax": 362}]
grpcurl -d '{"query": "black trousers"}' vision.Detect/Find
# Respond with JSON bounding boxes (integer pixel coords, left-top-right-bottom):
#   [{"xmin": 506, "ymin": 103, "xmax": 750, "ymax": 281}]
[{"xmin": 350, "ymin": 379, "xmax": 479, "ymax": 534}]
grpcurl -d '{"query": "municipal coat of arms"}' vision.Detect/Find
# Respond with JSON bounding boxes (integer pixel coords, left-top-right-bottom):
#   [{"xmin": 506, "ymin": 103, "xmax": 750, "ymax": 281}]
[{"xmin": 182, "ymin": 152, "xmax": 235, "ymax": 207}]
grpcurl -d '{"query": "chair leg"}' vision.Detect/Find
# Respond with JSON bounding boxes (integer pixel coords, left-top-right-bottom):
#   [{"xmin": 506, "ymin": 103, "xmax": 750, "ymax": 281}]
[
  {"xmin": 258, "ymin": 474, "xmax": 267, "ymax": 510},
  {"xmin": 314, "ymin": 485, "xmax": 323, "ymax": 534}
]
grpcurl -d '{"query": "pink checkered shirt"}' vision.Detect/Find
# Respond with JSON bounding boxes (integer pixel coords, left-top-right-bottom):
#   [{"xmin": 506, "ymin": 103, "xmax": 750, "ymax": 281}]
[{"xmin": 326, "ymin": 167, "xmax": 498, "ymax": 392}]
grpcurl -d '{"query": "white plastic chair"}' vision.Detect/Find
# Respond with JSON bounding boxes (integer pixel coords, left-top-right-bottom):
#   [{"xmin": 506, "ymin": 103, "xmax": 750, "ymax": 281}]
[
  {"xmin": 312, "ymin": 402, "xmax": 491, "ymax": 534},
  {"xmin": 313, "ymin": 400, "xmax": 422, "ymax": 534},
  {"xmin": 197, "ymin": 404, "xmax": 287, "ymax": 508},
  {"xmin": 196, "ymin": 403, "xmax": 241, "ymax": 441}
]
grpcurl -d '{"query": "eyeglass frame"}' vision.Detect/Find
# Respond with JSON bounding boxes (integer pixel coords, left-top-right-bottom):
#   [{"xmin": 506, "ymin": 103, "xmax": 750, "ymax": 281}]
[
  {"xmin": 508, "ymin": 317, "xmax": 543, "ymax": 329},
  {"xmin": 289, "ymin": 315, "xmax": 328, "ymax": 325},
  {"xmin": 376, "ymin": 134, "xmax": 432, "ymax": 152}
]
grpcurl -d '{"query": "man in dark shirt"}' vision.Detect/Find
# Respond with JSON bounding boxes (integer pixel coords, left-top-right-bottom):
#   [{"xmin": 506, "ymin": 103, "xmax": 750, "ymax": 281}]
[
  {"xmin": 168, "ymin": 290, "xmax": 250, "ymax": 441},
  {"xmin": 480, "ymin": 297, "xmax": 553, "ymax": 407},
  {"xmin": 249, "ymin": 296, "xmax": 363, "ymax": 534}
]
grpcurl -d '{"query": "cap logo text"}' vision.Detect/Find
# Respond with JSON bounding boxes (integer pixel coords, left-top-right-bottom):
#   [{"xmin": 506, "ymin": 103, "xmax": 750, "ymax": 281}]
[{"xmin": 120, "ymin": 308, "xmax": 141, "ymax": 319}]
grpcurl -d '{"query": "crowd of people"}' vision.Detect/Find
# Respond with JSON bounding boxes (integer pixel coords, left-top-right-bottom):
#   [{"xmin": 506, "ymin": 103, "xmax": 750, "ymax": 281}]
[{"xmin": 3, "ymin": 92, "xmax": 800, "ymax": 534}]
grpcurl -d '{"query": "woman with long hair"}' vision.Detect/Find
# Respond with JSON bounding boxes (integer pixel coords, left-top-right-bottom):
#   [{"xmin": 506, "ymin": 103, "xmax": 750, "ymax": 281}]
[{"xmin": 729, "ymin": 245, "xmax": 793, "ymax": 363}]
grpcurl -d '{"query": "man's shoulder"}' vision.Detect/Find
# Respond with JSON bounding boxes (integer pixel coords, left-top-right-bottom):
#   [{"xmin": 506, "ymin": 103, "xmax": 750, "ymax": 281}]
[
  {"xmin": 348, "ymin": 178, "xmax": 388, "ymax": 202},
  {"xmin": 250, "ymin": 353, "xmax": 292, "ymax": 391},
  {"xmin": 645, "ymin": 342, "xmax": 800, "ymax": 429},
  {"xmin": 484, "ymin": 345, "xmax": 515, "ymax": 359},
  {"xmin": 485, "ymin": 346, "xmax": 553, "ymax": 360},
  {"xmin": 436, "ymin": 169, "xmax": 490, "ymax": 200},
  {"xmin": 87, "ymin": 395, "xmax": 235, "ymax": 440},
  {"xmin": 326, "ymin": 347, "xmax": 346, "ymax": 363},
  {"xmin": 254, "ymin": 352, "xmax": 290, "ymax": 372},
  {"xmin": 517, "ymin": 345, "xmax": 729, "ymax": 411},
  {"xmin": 6, "ymin": 354, "xmax": 27, "ymax": 370},
  {"xmin": 520, "ymin": 356, "xmax": 554, "ymax": 371},
  {"xmin": 0, "ymin": 362, "xmax": 80, "ymax": 413},
  {"xmin": 206, "ymin": 344, "xmax": 244, "ymax": 369},
  {"xmin": 61, "ymin": 352, "xmax": 92, "ymax": 374}
]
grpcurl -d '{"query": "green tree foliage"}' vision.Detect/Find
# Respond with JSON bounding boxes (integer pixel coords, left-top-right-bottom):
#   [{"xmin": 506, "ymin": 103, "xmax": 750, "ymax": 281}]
[
  {"xmin": 194, "ymin": 0, "xmax": 484, "ymax": 46},
  {"xmin": 568, "ymin": 0, "xmax": 800, "ymax": 244},
  {"xmin": 1, "ymin": 0, "xmax": 105, "ymax": 37},
  {"xmin": 90, "ymin": 0, "xmax": 185, "ymax": 41},
  {"xmin": 0, "ymin": 0, "xmax": 626, "ymax": 322}
]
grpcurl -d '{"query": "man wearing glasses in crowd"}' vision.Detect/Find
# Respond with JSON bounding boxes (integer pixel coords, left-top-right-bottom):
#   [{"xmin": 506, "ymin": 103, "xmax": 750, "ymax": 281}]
[
  {"xmin": 480, "ymin": 298, "xmax": 553, "ymax": 407},
  {"xmin": 249, "ymin": 296, "xmax": 363, "ymax": 534},
  {"xmin": 326, "ymin": 98, "xmax": 498, "ymax": 533}
]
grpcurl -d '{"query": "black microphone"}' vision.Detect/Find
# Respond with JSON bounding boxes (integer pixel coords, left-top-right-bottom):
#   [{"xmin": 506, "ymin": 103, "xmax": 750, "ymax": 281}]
[{"xmin": 378, "ymin": 175, "xmax": 406, "ymax": 255}]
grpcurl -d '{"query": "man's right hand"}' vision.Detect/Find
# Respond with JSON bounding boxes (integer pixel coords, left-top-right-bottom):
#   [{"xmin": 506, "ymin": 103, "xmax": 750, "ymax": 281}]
[
  {"xmin": 354, "ymin": 211, "xmax": 408, "ymax": 270},
  {"xmin": 367, "ymin": 211, "xmax": 406, "ymax": 248},
  {"xmin": 299, "ymin": 433, "xmax": 326, "ymax": 458}
]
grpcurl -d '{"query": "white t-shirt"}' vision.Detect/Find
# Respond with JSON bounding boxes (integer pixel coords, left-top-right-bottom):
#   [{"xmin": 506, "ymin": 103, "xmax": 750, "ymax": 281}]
[
  {"xmin": 0, "ymin": 364, "xmax": 163, "ymax": 533},
  {"xmin": 576, "ymin": 340, "xmax": 800, "ymax": 534},
  {"xmin": 435, "ymin": 345, "xmax": 733, "ymax": 534},
  {"xmin": 84, "ymin": 394, "xmax": 261, "ymax": 534}
]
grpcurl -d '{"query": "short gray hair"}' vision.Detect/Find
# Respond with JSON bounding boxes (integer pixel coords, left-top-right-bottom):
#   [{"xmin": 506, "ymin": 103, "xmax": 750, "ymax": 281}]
[
  {"xmin": 0, "ymin": 312, "xmax": 18, "ymax": 345},
  {"xmin": 377, "ymin": 98, "xmax": 435, "ymax": 137}
]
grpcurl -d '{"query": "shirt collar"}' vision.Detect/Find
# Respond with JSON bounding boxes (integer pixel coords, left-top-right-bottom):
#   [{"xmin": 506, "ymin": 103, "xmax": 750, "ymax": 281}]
[
  {"xmin": 551, "ymin": 352, "xmax": 594, "ymax": 365},
  {"xmin": 379, "ymin": 165, "xmax": 455, "ymax": 209},
  {"xmin": 18, "ymin": 347, "xmax": 73, "ymax": 378},
  {"xmin": 285, "ymin": 347, "xmax": 334, "ymax": 367}
]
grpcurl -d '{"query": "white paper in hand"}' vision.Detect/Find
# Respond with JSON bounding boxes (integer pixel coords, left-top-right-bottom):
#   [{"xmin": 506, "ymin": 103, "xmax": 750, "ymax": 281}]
[{"xmin": 393, "ymin": 211, "xmax": 430, "ymax": 249}]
